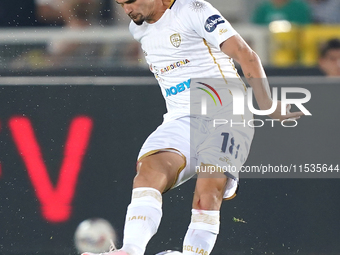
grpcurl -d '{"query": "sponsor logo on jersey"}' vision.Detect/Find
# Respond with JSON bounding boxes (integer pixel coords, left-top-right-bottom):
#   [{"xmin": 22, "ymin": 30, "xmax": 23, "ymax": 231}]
[
  {"xmin": 170, "ymin": 33, "xmax": 182, "ymax": 48},
  {"xmin": 160, "ymin": 59, "xmax": 190, "ymax": 74},
  {"xmin": 165, "ymin": 79, "xmax": 191, "ymax": 97},
  {"xmin": 219, "ymin": 28, "xmax": 228, "ymax": 35},
  {"xmin": 205, "ymin": 15, "xmax": 225, "ymax": 32}
]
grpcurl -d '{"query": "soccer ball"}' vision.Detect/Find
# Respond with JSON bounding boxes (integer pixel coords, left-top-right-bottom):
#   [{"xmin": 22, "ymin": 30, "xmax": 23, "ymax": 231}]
[
  {"xmin": 155, "ymin": 250, "xmax": 183, "ymax": 255},
  {"xmin": 74, "ymin": 218, "xmax": 117, "ymax": 253}
]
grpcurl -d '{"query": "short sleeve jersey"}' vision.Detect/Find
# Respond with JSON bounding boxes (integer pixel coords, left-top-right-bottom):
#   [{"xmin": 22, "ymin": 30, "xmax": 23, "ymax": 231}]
[{"xmin": 129, "ymin": 0, "xmax": 244, "ymax": 122}]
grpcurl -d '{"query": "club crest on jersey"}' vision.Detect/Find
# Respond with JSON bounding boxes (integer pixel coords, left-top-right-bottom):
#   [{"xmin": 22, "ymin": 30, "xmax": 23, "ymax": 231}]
[
  {"xmin": 170, "ymin": 33, "xmax": 182, "ymax": 48},
  {"xmin": 205, "ymin": 15, "xmax": 225, "ymax": 32}
]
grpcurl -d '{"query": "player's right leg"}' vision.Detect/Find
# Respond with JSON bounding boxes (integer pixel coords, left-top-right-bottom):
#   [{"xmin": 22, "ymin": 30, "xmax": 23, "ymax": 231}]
[
  {"xmin": 82, "ymin": 118, "xmax": 190, "ymax": 255},
  {"xmin": 120, "ymin": 151, "xmax": 185, "ymax": 255},
  {"xmin": 133, "ymin": 150, "xmax": 185, "ymax": 192},
  {"xmin": 82, "ymin": 151, "xmax": 185, "ymax": 255}
]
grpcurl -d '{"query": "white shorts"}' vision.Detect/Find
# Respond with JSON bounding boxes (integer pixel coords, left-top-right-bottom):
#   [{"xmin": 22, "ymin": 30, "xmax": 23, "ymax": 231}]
[{"xmin": 137, "ymin": 115, "xmax": 254, "ymax": 200}]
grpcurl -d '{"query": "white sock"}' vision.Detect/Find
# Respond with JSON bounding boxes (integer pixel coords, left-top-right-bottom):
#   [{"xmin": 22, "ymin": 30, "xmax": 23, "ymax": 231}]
[
  {"xmin": 121, "ymin": 187, "xmax": 162, "ymax": 255},
  {"xmin": 182, "ymin": 209, "xmax": 220, "ymax": 255}
]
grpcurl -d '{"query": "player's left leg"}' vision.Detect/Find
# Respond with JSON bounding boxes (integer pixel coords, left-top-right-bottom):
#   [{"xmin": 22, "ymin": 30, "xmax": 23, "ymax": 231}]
[{"xmin": 182, "ymin": 170, "xmax": 227, "ymax": 255}]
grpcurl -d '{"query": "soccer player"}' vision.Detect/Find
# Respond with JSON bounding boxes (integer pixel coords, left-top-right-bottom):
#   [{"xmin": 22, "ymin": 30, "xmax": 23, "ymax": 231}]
[{"xmin": 82, "ymin": 0, "xmax": 303, "ymax": 254}]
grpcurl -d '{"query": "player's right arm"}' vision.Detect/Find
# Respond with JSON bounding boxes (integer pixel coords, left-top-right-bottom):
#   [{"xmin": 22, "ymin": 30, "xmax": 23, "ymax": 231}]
[
  {"xmin": 220, "ymin": 34, "xmax": 304, "ymax": 121},
  {"xmin": 178, "ymin": 0, "xmax": 303, "ymax": 121}
]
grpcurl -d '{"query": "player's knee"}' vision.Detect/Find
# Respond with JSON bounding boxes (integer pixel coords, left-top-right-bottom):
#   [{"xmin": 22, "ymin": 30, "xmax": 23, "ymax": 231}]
[
  {"xmin": 134, "ymin": 152, "xmax": 183, "ymax": 192},
  {"xmin": 133, "ymin": 169, "xmax": 168, "ymax": 191},
  {"xmin": 133, "ymin": 161, "xmax": 168, "ymax": 192},
  {"xmin": 194, "ymin": 191, "xmax": 224, "ymax": 210}
]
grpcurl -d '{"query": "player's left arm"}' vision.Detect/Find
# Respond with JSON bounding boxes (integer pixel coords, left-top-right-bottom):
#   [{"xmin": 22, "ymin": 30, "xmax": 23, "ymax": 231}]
[{"xmin": 220, "ymin": 34, "xmax": 304, "ymax": 121}]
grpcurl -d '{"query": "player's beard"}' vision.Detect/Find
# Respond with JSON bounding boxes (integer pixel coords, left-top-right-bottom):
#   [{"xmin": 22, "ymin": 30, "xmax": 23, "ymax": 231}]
[{"xmin": 129, "ymin": 13, "xmax": 145, "ymax": 25}]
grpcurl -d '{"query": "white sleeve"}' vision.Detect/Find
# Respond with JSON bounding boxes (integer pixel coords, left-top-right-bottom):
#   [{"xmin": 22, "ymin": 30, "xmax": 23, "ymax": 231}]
[{"xmin": 179, "ymin": 0, "xmax": 238, "ymax": 49}]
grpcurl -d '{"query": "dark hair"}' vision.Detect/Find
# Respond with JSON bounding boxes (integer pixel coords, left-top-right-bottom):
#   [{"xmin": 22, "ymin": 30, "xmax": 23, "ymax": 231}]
[{"xmin": 319, "ymin": 38, "xmax": 340, "ymax": 58}]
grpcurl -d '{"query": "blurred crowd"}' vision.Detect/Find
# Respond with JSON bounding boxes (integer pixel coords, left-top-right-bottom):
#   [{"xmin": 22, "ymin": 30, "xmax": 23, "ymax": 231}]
[
  {"xmin": 318, "ymin": 38, "xmax": 340, "ymax": 76},
  {"xmin": 1, "ymin": 0, "xmax": 137, "ymax": 68},
  {"xmin": 0, "ymin": 0, "xmax": 339, "ymax": 75},
  {"xmin": 0, "ymin": 0, "xmax": 113, "ymax": 27},
  {"xmin": 1, "ymin": 0, "xmax": 339, "ymax": 27},
  {"xmin": 252, "ymin": 0, "xmax": 340, "ymax": 25}
]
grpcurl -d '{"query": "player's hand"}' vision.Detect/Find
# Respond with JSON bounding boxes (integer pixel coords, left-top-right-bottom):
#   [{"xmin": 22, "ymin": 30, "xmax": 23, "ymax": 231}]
[{"xmin": 268, "ymin": 100, "xmax": 304, "ymax": 122}]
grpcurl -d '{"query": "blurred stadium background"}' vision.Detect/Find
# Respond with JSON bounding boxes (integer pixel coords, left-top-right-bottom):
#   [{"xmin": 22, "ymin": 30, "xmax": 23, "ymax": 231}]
[{"xmin": 0, "ymin": 0, "xmax": 340, "ymax": 255}]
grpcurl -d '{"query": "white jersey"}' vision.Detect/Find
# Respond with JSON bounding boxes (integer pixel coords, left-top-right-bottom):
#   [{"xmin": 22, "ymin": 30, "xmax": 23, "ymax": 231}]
[{"xmin": 129, "ymin": 0, "xmax": 245, "ymax": 122}]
